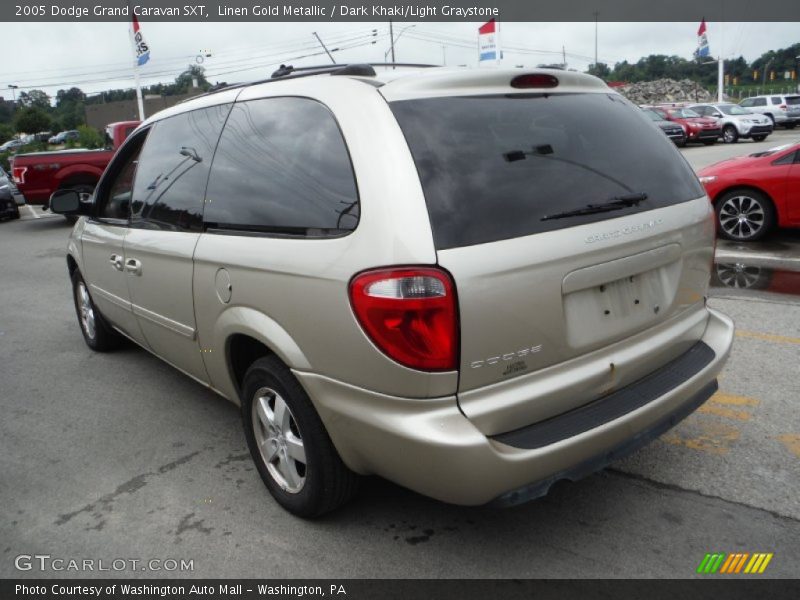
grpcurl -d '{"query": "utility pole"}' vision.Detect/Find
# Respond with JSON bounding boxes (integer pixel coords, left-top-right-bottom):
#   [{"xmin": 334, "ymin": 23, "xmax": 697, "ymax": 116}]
[
  {"xmin": 7, "ymin": 84, "xmax": 17, "ymax": 106},
  {"xmin": 389, "ymin": 20, "xmax": 396, "ymax": 69},
  {"xmin": 313, "ymin": 32, "xmax": 337, "ymax": 64},
  {"xmin": 593, "ymin": 11, "xmax": 599, "ymax": 70}
]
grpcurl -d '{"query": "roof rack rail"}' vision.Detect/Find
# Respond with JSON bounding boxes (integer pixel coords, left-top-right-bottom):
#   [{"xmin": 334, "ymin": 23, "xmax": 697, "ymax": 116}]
[
  {"xmin": 181, "ymin": 62, "xmax": 439, "ymax": 103},
  {"xmin": 270, "ymin": 62, "xmax": 436, "ymax": 79}
]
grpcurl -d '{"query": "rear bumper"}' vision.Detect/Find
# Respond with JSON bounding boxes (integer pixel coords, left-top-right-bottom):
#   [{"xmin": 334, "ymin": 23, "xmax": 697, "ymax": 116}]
[{"xmin": 296, "ymin": 308, "xmax": 734, "ymax": 506}]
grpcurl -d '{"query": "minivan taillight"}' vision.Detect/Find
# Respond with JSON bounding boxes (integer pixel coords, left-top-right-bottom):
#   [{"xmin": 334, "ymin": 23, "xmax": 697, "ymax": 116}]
[
  {"xmin": 12, "ymin": 166, "xmax": 27, "ymax": 185},
  {"xmin": 349, "ymin": 267, "xmax": 458, "ymax": 371}
]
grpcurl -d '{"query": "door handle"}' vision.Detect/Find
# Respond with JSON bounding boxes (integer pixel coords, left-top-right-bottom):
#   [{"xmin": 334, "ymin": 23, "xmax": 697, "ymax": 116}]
[
  {"xmin": 124, "ymin": 258, "xmax": 143, "ymax": 276},
  {"xmin": 109, "ymin": 254, "xmax": 124, "ymax": 271}
]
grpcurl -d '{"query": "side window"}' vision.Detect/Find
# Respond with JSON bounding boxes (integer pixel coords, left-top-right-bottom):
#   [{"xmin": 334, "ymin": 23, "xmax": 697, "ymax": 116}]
[
  {"xmin": 753, "ymin": 98, "xmax": 767, "ymax": 107},
  {"xmin": 130, "ymin": 104, "xmax": 230, "ymax": 231},
  {"xmin": 95, "ymin": 130, "xmax": 148, "ymax": 221},
  {"xmin": 772, "ymin": 151, "xmax": 798, "ymax": 166},
  {"xmin": 771, "ymin": 97, "xmax": 782, "ymax": 104},
  {"xmin": 204, "ymin": 97, "xmax": 359, "ymax": 236},
  {"xmin": 740, "ymin": 98, "xmax": 753, "ymax": 107}
]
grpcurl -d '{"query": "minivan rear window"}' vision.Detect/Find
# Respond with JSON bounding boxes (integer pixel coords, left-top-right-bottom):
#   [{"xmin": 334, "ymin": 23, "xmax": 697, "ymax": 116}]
[{"xmin": 390, "ymin": 93, "xmax": 705, "ymax": 249}]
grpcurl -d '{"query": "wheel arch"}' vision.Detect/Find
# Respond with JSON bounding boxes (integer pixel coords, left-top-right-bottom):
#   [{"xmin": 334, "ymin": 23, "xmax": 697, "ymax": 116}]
[
  {"xmin": 216, "ymin": 306, "xmax": 312, "ymax": 401},
  {"xmin": 711, "ymin": 184, "xmax": 776, "ymax": 210}
]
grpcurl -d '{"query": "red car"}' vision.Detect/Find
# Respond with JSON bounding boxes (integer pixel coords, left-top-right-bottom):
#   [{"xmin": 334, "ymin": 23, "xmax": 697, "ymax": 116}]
[
  {"xmin": 698, "ymin": 142, "xmax": 800, "ymax": 241},
  {"xmin": 649, "ymin": 106, "xmax": 721, "ymax": 145}
]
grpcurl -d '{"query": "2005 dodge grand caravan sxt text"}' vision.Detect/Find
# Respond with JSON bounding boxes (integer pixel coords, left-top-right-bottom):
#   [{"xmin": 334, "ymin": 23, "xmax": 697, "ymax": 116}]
[{"xmin": 53, "ymin": 65, "xmax": 734, "ymax": 517}]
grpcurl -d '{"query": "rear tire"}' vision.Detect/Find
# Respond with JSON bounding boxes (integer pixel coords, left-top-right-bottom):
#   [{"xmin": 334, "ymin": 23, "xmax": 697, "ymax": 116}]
[
  {"xmin": 241, "ymin": 355, "xmax": 359, "ymax": 518},
  {"xmin": 71, "ymin": 270, "xmax": 123, "ymax": 351},
  {"xmin": 715, "ymin": 189, "xmax": 775, "ymax": 242}
]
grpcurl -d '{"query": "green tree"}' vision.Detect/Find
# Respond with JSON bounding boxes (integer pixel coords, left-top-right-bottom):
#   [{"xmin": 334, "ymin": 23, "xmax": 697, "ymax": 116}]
[
  {"xmin": 76, "ymin": 125, "xmax": 104, "ymax": 149},
  {"xmin": 0, "ymin": 123, "xmax": 14, "ymax": 143},
  {"xmin": 13, "ymin": 106, "xmax": 52, "ymax": 134},
  {"xmin": 18, "ymin": 89, "xmax": 50, "ymax": 109}
]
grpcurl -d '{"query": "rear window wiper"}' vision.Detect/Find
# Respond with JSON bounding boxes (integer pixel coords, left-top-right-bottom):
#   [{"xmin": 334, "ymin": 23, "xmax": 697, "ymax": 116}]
[{"xmin": 541, "ymin": 193, "xmax": 648, "ymax": 221}]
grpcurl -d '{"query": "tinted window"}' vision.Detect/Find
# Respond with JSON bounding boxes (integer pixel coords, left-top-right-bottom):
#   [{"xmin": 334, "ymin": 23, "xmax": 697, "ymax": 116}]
[
  {"xmin": 786, "ymin": 96, "xmax": 800, "ymax": 106},
  {"xmin": 391, "ymin": 93, "xmax": 705, "ymax": 250},
  {"xmin": 96, "ymin": 131, "xmax": 148, "ymax": 221},
  {"xmin": 752, "ymin": 98, "xmax": 767, "ymax": 106},
  {"xmin": 771, "ymin": 97, "xmax": 782, "ymax": 104},
  {"xmin": 772, "ymin": 150, "xmax": 798, "ymax": 165},
  {"xmin": 131, "ymin": 105, "xmax": 230, "ymax": 231},
  {"xmin": 204, "ymin": 97, "xmax": 359, "ymax": 236}
]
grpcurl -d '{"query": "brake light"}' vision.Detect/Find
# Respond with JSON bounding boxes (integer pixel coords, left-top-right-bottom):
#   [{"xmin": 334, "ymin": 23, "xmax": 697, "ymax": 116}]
[
  {"xmin": 510, "ymin": 74, "xmax": 559, "ymax": 89},
  {"xmin": 12, "ymin": 166, "xmax": 27, "ymax": 185},
  {"xmin": 349, "ymin": 267, "xmax": 458, "ymax": 371},
  {"xmin": 779, "ymin": 105, "xmax": 787, "ymax": 109}
]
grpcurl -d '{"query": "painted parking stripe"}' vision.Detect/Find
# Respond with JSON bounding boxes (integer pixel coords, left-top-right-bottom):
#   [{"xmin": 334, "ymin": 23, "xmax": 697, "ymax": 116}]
[
  {"xmin": 736, "ymin": 330, "xmax": 800, "ymax": 345},
  {"xmin": 24, "ymin": 205, "xmax": 40, "ymax": 219},
  {"xmin": 697, "ymin": 392, "xmax": 759, "ymax": 421}
]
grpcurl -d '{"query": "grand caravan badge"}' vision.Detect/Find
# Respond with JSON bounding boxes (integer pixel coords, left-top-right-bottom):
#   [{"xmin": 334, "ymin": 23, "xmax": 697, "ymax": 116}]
[{"xmin": 585, "ymin": 219, "xmax": 663, "ymax": 244}]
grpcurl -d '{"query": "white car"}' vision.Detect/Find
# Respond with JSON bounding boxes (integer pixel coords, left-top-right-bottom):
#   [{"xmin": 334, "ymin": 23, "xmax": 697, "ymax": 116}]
[
  {"xmin": 689, "ymin": 103, "xmax": 773, "ymax": 143},
  {"xmin": 739, "ymin": 94, "xmax": 800, "ymax": 128}
]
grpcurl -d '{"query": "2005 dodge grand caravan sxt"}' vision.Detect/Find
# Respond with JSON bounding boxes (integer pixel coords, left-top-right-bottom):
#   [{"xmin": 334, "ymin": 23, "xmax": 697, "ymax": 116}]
[{"xmin": 53, "ymin": 65, "xmax": 734, "ymax": 517}]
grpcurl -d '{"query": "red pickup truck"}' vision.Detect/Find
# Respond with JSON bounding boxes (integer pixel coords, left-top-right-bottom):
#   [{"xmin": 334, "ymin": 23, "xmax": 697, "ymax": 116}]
[{"xmin": 11, "ymin": 121, "xmax": 139, "ymax": 210}]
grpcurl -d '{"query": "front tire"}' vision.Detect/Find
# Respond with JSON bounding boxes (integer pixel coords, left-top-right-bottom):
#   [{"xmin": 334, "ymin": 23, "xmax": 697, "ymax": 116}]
[
  {"xmin": 71, "ymin": 270, "xmax": 122, "ymax": 351},
  {"xmin": 722, "ymin": 125, "xmax": 739, "ymax": 144},
  {"xmin": 751, "ymin": 135, "xmax": 768, "ymax": 142},
  {"xmin": 715, "ymin": 189, "xmax": 775, "ymax": 242},
  {"xmin": 241, "ymin": 355, "xmax": 358, "ymax": 517}
]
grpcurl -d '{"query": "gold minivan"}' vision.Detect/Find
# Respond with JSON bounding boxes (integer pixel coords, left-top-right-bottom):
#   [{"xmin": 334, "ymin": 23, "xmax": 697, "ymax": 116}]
[{"xmin": 53, "ymin": 65, "xmax": 734, "ymax": 517}]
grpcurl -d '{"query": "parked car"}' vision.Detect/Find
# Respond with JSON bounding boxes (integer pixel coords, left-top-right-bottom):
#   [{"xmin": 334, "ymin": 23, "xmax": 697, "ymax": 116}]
[
  {"xmin": 739, "ymin": 94, "xmax": 800, "ymax": 128},
  {"xmin": 698, "ymin": 141, "xmax": 800, "ymax": 241},
  {"xmin": 648, "ymin": 106, "xmax": 721, "ymax": 145},
  {"xmin": 0, "ymin": 139, "xmax": 24, "ymax": 152},
  {"xmin": 52, "ymin": 65, "xmax": 733, "ymax": 517},
  {"xmin": 641, "ymin": 107, "xmax": 687, "ymax": 146},
  {"xmin": 48, "ymin": 130, "xmax": 80, "ymax": 145},
  {"xmin": 689, "ymin": 103, "xmax": 773, "ymax": 143},
  {"xmin": 0, "ymin": 165, "xmax": 23, "ymax": 205},
  {"xmin": 11, "ymin": 121, "xmax": 138, "ymax": 222},
  {"xmin": 34, "ymin": 131, "xmax": 53, "ymax": 143},
  {"xmin": 0, "ymin": 167, "xmax": 20, "ymax": 219}
]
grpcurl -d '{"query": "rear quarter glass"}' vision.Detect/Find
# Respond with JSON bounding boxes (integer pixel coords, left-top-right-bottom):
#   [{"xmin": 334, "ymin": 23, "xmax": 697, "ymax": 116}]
[{"xmin": 390, "ymin": 93, "xmax": 705, "ymax": 250}]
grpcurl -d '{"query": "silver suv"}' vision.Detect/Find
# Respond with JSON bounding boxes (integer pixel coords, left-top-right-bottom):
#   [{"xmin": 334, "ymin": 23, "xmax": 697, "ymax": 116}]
[
  {"xmin": 689, "ymin": 103, "xmax": 773, "ymax": 143},
  {"xmin": 52, "ymin": 65, "xmax": 734, "ymax": 517},
  {"xmin": 739, "ymin": 94, "xmax": 800, "ymax": 128}
]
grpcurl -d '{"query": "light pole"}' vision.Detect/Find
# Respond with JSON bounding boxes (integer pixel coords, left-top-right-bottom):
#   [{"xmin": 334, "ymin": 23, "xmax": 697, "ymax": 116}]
[
  {"xmin": 796, "ymin": 55, "xmax": 800, "ymax": 93},
  {"xmin": 385, "ymin": 23, "xmax": 416, "ymax": 68},
  {"xmin": 7, "ymin": 84, "xmax": 18, "ymax": 105}
]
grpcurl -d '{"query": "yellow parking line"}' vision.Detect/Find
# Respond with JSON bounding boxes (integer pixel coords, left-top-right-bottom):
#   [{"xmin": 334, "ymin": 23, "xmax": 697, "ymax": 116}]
[
  {"xmin": 708, "ymin": 393, "xmax": 759, "ymax": 407},
  {"xmin": 696, "ymin": 392, "xmax": 759, "ymax": 421},
  {"xmin": 697, "ymin": 404, "xmax": 752, "ymax": 421},
  {"xmin": 736, "ymin": 330, "xmax": 800, "ymax": 345},
  {"xmin": 776, "ymin": 434, "xmax": 800, "ymax": 458}
]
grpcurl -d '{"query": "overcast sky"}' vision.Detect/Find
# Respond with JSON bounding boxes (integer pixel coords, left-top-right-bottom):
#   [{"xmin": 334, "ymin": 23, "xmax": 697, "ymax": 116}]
[{"xmin": 0, "ymin": 21, "xmax": 798, "ymax": 101}]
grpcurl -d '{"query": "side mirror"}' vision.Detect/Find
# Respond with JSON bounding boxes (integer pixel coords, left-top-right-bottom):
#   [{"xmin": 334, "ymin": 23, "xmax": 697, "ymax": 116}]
[{"xmin": 49, "ymin": 189, "xmax": 85, "ymax": 215}]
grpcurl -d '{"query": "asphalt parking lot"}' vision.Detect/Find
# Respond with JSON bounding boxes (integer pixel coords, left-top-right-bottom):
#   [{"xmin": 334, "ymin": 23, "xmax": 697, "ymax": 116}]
[{"xmin": 1, "ymin": 130, "xmax": 799, "ymax": 579}]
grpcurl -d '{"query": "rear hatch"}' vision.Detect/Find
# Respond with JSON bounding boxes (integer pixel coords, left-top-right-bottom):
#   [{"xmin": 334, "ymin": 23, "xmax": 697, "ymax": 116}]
[
  {"xmin": 388, "ymin": 81, "xmax": 714, "ymax": 432},
  {"xmin": 785, "ymin": 95, "xmax": 800, "ymax": 117}
]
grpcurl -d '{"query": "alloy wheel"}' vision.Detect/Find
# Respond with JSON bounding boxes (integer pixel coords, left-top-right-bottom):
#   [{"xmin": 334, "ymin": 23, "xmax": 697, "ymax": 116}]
[
  {"xmin": 715, "ymin": 263, "xmax": 763, "ymax": 289},
  {"xmin": 251, "ymin": 386, "xmax": 307, "ymax": 493},
  {"xmin": 718, "ymin": 195, "xmax": 765, "ymax": 240},
  {"xmin": 76, "ymin": 281, "xmax": 96, "ymax": 339}
]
